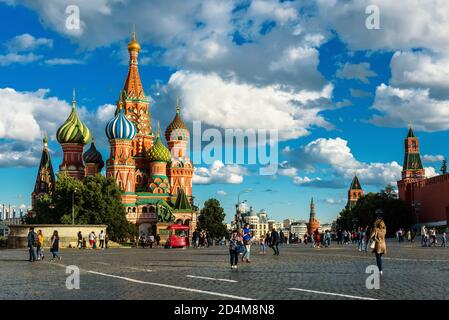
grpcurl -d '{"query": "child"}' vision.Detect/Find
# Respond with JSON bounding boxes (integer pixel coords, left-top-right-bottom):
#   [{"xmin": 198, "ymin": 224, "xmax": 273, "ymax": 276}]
[{"xmin": 229, "ymin": 230, "xmax": 241, "ymax": 269}]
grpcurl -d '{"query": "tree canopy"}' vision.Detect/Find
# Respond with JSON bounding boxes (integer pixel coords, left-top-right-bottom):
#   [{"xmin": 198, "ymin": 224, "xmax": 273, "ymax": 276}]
[
  {"xmin": 197, "ymin": 198, "xmax": 227, "ymax": 239},
  {"xmin": 336, "ymin": 188, "xmax": 412, "ymax": 237},
  {"xmin": 29, "ymin": 173, "xmax": 135, "ymax": 242}
]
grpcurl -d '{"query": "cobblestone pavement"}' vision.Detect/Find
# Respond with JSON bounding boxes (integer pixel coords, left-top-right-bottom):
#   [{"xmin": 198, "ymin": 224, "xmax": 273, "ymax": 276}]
[{"xmin": 1, "ymin": 241, "xmax": 449, "ymax": 300}]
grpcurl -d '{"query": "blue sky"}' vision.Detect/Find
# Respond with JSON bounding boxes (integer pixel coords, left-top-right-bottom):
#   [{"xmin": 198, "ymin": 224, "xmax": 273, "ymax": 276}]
[{"xmin": 1, "ymin": 0, "xmax": 449, "ymax": 223}]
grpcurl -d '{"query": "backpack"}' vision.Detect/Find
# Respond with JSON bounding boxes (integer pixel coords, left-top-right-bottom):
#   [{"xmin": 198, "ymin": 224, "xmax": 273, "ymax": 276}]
[{"xmin": 230, "ymin": 239, "xmax": 238, "ymax": 251}]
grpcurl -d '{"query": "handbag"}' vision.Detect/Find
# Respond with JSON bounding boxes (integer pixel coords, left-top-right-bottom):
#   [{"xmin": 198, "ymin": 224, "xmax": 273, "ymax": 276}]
[{"xmin": 369, "ymin": 239, "xmax": 376, "ymax": 249}]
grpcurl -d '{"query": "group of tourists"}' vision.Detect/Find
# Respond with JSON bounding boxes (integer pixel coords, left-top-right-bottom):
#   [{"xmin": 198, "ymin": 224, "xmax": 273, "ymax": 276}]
[
  {"xmin": 228, "ymin": 224, "xmax": 281, "ymax": 269},
  {"xmin": 192, "ymin": 230, "xmax": 212, "ymax": 248},
  {"xmin": 138, "ymin": 233, "xmax": 161, "ymax": 248},
  {"xmin": 420, "ymin": 225, "xmax": 447, "ymax": 247},
  {"xmin": 77, "ymin": 230, "xmax": 109, "ymax": 249},
  {"xmin": 27, "ymin": 227, "xmax": 60, "ymax": 262}
]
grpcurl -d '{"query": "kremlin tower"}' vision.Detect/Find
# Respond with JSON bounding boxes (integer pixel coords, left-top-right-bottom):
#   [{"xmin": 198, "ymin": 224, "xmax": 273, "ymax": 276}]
[
  {"xmin": 307, "ymin": 197, "xmax": 320, "ymax": 234},
  {"xmin": 346, "ymin": 175, "xmax": 364, "ymax": 209},
  {"xmin": 56, "ymin": 90, "xmax": 90, "ymax": 180}
]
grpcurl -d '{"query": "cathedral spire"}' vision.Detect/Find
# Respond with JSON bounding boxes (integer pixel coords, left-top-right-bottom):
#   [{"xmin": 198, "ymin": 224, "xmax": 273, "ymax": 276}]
[{"xmin": 32, "ymin": 135, "xmax": 56, "ymax": 208}]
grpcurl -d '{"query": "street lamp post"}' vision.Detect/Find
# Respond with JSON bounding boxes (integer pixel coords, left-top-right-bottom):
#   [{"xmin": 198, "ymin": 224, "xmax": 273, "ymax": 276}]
[{"xmin": 72, "ymin": 188, "xmax": 78, "ymax": 225}]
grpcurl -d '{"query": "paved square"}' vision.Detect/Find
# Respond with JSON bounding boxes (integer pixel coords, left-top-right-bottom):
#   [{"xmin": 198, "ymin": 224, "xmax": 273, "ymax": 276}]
[{"xmin": 1, "ymin": 241, "xmax": 449, "ymax": 300}]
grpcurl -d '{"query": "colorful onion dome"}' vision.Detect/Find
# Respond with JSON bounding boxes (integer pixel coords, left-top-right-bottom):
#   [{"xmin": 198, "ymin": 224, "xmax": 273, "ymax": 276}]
[
  {"xmin": 83, "ymin": 137, "xmax": 104, "ymax": 169},
  {"xmin": 105, "ymin": 104, "xmax": 137, "ymax": 140},
  {"xmin": 56, "ymin": 90, "xmax": 90, "ymax": 144},
  {"xmin": 165, "ymin": 98, "xmax": 189, "ymax": 142},
  {"xmin": 128, "ymin": 29, "xmax": 141, "ymax": 52},
  {"xmin": 148, "ymin": 124, "xmax": 171, "ymax": 162}
]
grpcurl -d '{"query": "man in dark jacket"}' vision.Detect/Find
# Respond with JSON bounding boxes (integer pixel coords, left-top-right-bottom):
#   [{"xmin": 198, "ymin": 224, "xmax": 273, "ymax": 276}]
[
  {"xmin": 270, "ymin": 228, "xmax": 280, "ymax": 256},
  {"xmin": 27, "ymin": 227, "xmax": 37, "ymax": 262}
]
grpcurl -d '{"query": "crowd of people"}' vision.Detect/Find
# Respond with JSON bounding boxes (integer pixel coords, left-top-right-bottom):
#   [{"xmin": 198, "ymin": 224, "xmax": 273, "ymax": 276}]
[
  {"xmin": 138, "ymin": 233, "xmax": 161, "ymax": 248},
  {"xmin": 27, "ymin": 228, "xmax": 110, "ymax": 262},
  {"xmin": 192, "ymin": 230, "xmax": 212, "ymax": 248}
]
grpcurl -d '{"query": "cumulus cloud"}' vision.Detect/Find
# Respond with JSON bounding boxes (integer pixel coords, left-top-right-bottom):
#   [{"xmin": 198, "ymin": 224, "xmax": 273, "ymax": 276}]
[
  {"xmin": 0, "ymin": 141, "xmax": 43, "ymax": 167},
  {"xmin": 5, "ymin": 33, "xmax": 53, "ymax": 52},
  {"xmin": 193, "ymin": 160, "xmax": 247, "ymax": 185},
  {"xmin": 216, "ymin": 190, "xmax": 227, "ymax": 196},
  {"xmin": 336, "ymin": 63, "xmax": 377, "ymax": 84},
  {"xmin": 154, "ymin": 71, "xmax": 333, "ymax": 141},
  {"xmin": 371, "ymin": 84, "xmax": 449, "ymax": 131}
]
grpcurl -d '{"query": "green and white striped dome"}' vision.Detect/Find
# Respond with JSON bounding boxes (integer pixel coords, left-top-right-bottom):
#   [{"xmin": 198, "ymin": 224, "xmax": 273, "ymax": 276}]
[{"xmin": 56, "ymin": 93, "xmax": 90, "ymax": 144}]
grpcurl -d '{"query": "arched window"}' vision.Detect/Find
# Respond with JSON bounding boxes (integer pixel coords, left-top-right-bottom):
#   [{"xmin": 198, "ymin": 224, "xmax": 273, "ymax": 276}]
[
  {"xmin": 127, "ymin": 207, "xmax": 131, "ymax": 213},
  {"xmin": 142, "ymin": 207, "xmax": 147, "ymax": 213},
  {"xmin": 149, "ymin": 206, "xmax": 155, "ymax": 213},
  {"xmin": 136, "ymin": 175, "xmax": 142, "ymax": 185},
  {"xmin": 132, "ymin": 207, "xmax": 136, "ymax": 213}
]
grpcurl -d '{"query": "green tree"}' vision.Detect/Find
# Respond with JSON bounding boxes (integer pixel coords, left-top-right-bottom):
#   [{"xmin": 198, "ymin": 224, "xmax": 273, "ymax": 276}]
[
  {"xmin": 197, "ymin": 198, "xmax": 227, "ymax": 240},
  {"xmin": 29, "ymin": 173, "xmax": 135, "ymax": 242},
  {"xmin": 336, "ymin": 188, "xmax": 411, "ymax": 236}
]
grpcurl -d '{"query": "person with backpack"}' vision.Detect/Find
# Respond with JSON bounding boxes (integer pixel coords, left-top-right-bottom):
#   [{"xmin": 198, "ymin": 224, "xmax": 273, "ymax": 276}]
[
  {"xmin": 77, "ymin": 231, "xmax": 83, "ymax": 249},
  {"xmin": 229, "ymin": 230, "xmax": 241, "ymax": 269},
  {"xmin": 27, "ymin": 227, "xmax": 37, "ymax": 262},
  {"xmin": 270, "ymin": 227, "xmax": 280, "ymax": 256},
  {"xmin": 50, "ymin": 230, "xmax": 61, "ymax": 261}
]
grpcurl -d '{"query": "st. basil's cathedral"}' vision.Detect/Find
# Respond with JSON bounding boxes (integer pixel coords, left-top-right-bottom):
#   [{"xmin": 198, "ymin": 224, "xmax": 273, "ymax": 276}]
[{"xmin": 31, "ymin": 31, "xmax": 196, "ymax": 235}]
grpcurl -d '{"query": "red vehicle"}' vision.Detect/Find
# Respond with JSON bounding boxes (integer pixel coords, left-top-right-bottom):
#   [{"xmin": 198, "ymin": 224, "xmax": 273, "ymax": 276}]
[{"xmin": 165, "ymin": 224, "xmax": 190, "ymax": 248}]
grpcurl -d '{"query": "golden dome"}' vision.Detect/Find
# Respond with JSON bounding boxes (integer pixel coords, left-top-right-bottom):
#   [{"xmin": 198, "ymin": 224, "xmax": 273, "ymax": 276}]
[{"xmin": 128, "ymin": 31, "xmax": 140, "ymax": 52}]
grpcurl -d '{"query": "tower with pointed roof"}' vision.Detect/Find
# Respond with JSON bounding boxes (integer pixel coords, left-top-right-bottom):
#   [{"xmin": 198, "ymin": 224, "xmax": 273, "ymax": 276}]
[
  {"xmin": 56, "ymin": 90, "xmax": 90, "ymax": 180},
  {"xmin": 165, "ymin": 98, "xmax": 194, "ymax": 197},
  {"xmin": 346, "ymin": 175, "xmax": 364, "ymax": 209},
  {"xmin": 307, "ymin": 197, "xmax": 320, "ymax": 234},
  {"xmin": 120, "ymin": 29, "xmax": 153, "ymax": 191},
  {"xmin": 31, "ymin": 136, "xmax": 56, "ymax": 209},
  {"xmin": 398, "ymin": 125, "xmax": 426, "ymax": 210},
  {"xmin": 147, "ymin": 122, "xmax": 171, "ymax": 194},
  {"xmin": 105, "ymin": 101, "xmax": 137, "ymax": 205}
]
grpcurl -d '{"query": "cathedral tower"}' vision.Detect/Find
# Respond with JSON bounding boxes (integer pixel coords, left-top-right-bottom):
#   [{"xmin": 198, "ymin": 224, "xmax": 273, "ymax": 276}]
[
  {"xmin": 147, "ymin": 123, "xmax": 171, "ymax": 194},
  {"xmin": 165, "ymin": 99, "xmax": 194, "ymax": 197},
  {"xmin": 56, "ymin": 90, "xmax": 90, "ymax": 180},
  {"xmin": 105, "ymin": 102, "xmax": 137, "ymax": 203},
  {"xmin": 83, "ymin": 134, "xmax": 104, "ymax": 176},
  {"xmin": 120, "ymin": 29, "xmax": 153, "ymax": 190},
  {"xmin": 346, "ymin": 175, "xmax": 364, "ymax": 209},
  {"xmin": 31, "ymin": 136, "xmax": 55, "ymax": 209}
]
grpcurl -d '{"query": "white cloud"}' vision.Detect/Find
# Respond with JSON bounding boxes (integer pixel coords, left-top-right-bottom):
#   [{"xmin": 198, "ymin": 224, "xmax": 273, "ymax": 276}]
[
  {"xmin": 371, "ymin": 84, "xmax": 449, "ymax": 131},
  {"xmin": 5, "ymin": 33, "xmax": 53, "ymax": 52},
  {"xmin": 425, "ymin": 166, "xmax": 438, "ymax": 178},
  {"xmin": 0, "ymin": 53, "xmax": 42, "ymax": 66},
  {"xmin": 0, "ymin": 141, "xmax": 42, "ymax": 167},
  {"xmin": 193, "ymin": 160, "xmax": 246, "ymax": 185},
  {"xmin": 293, "ymin": 176, "xmax": 321, "ymax": 185},
  {"xmin": 45, "ymin": 58, "xmax": 85, "ymax": 65},
  {"xmin": 423, "ymin": 154, "xmax": 445, "ymax": 162},
  {"xmin": 158, "ymin": 71, "xmax": 333, "ymax": 141},
  {"xmin": 336, "ymin": 63, "xmax": 377, "ymax": 84},
  {"xmin": 0, "ymin": 88, "xmax": 72, "ymax": 141},
  {"xmin": 317, "ymin": 0, "xmax": 449, "ymax": 52},
  {"xmin": 216, "ymin": 190, "xmax": 227, "ymax": 196}
]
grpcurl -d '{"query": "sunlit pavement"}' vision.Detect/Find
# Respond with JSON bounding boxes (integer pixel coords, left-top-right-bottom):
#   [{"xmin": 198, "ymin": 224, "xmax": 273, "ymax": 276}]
[{"xmin": 1, "ymin": 240, "xmax": 448, "ymax": 300}]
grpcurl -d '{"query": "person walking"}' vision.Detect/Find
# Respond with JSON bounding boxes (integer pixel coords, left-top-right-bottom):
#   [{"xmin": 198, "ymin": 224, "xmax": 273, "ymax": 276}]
[
  {"xmin": 314, "ymin": 229, "xmax": 321, "ymax": 248},
  {"xmin": 229, "ymin": 230, "xmax": 241, "ymax": 269},
  {"xmin": 27, "ymin": 227, "xmax": 37, "ymax": 262},
  {"xmin": 242, "ymin": 223, "xmax": 252, "ymax": 263},
  {"xmin": 370, "ymin": 218, "xmax": 387, "ymax": 275},
  {"xmin": 139, "ymin": 232, "xmax": 146, "ymax": 248},
  {"xmin": 105, "ymin": 232, "xmax": 109, "ymax": 249},
  {"xmin": 156, "ymin": 234, "xmax": 161, "ymax": 247},
  {"xmin": 149, "ymin": 234, "xmax": 155, "ymax": 248},
  {"xmin": 259, "ymin": 234, "xmax": 266, "ymax": 254},
  {"xmin": 421, "ymin": 225, "xmax": 428, "ymax": 247},
  {"xmin": 36, "ymin": 230, "xmax": 44, "ymax": 261},
  {"xmin": 77, "ymin": 231, "xmax": 83, "ymax": 249},
  {"xmin": 441, "ymin": 232, "xmax": 447, "ymax": 248},
  {"xmin": 270, "ymin": 228, "xmax": 280, "ymax": 256},
  {"xmin": 50, "ymin": 230, "xmax": 61, "ymax": 261},
  {"xmin": 430, "ymin": 228, "xmax": 437, "ymax": 247},
  {"xmin": 99, "ymin": 230, "xmax": 105, "ymax": 249}
]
